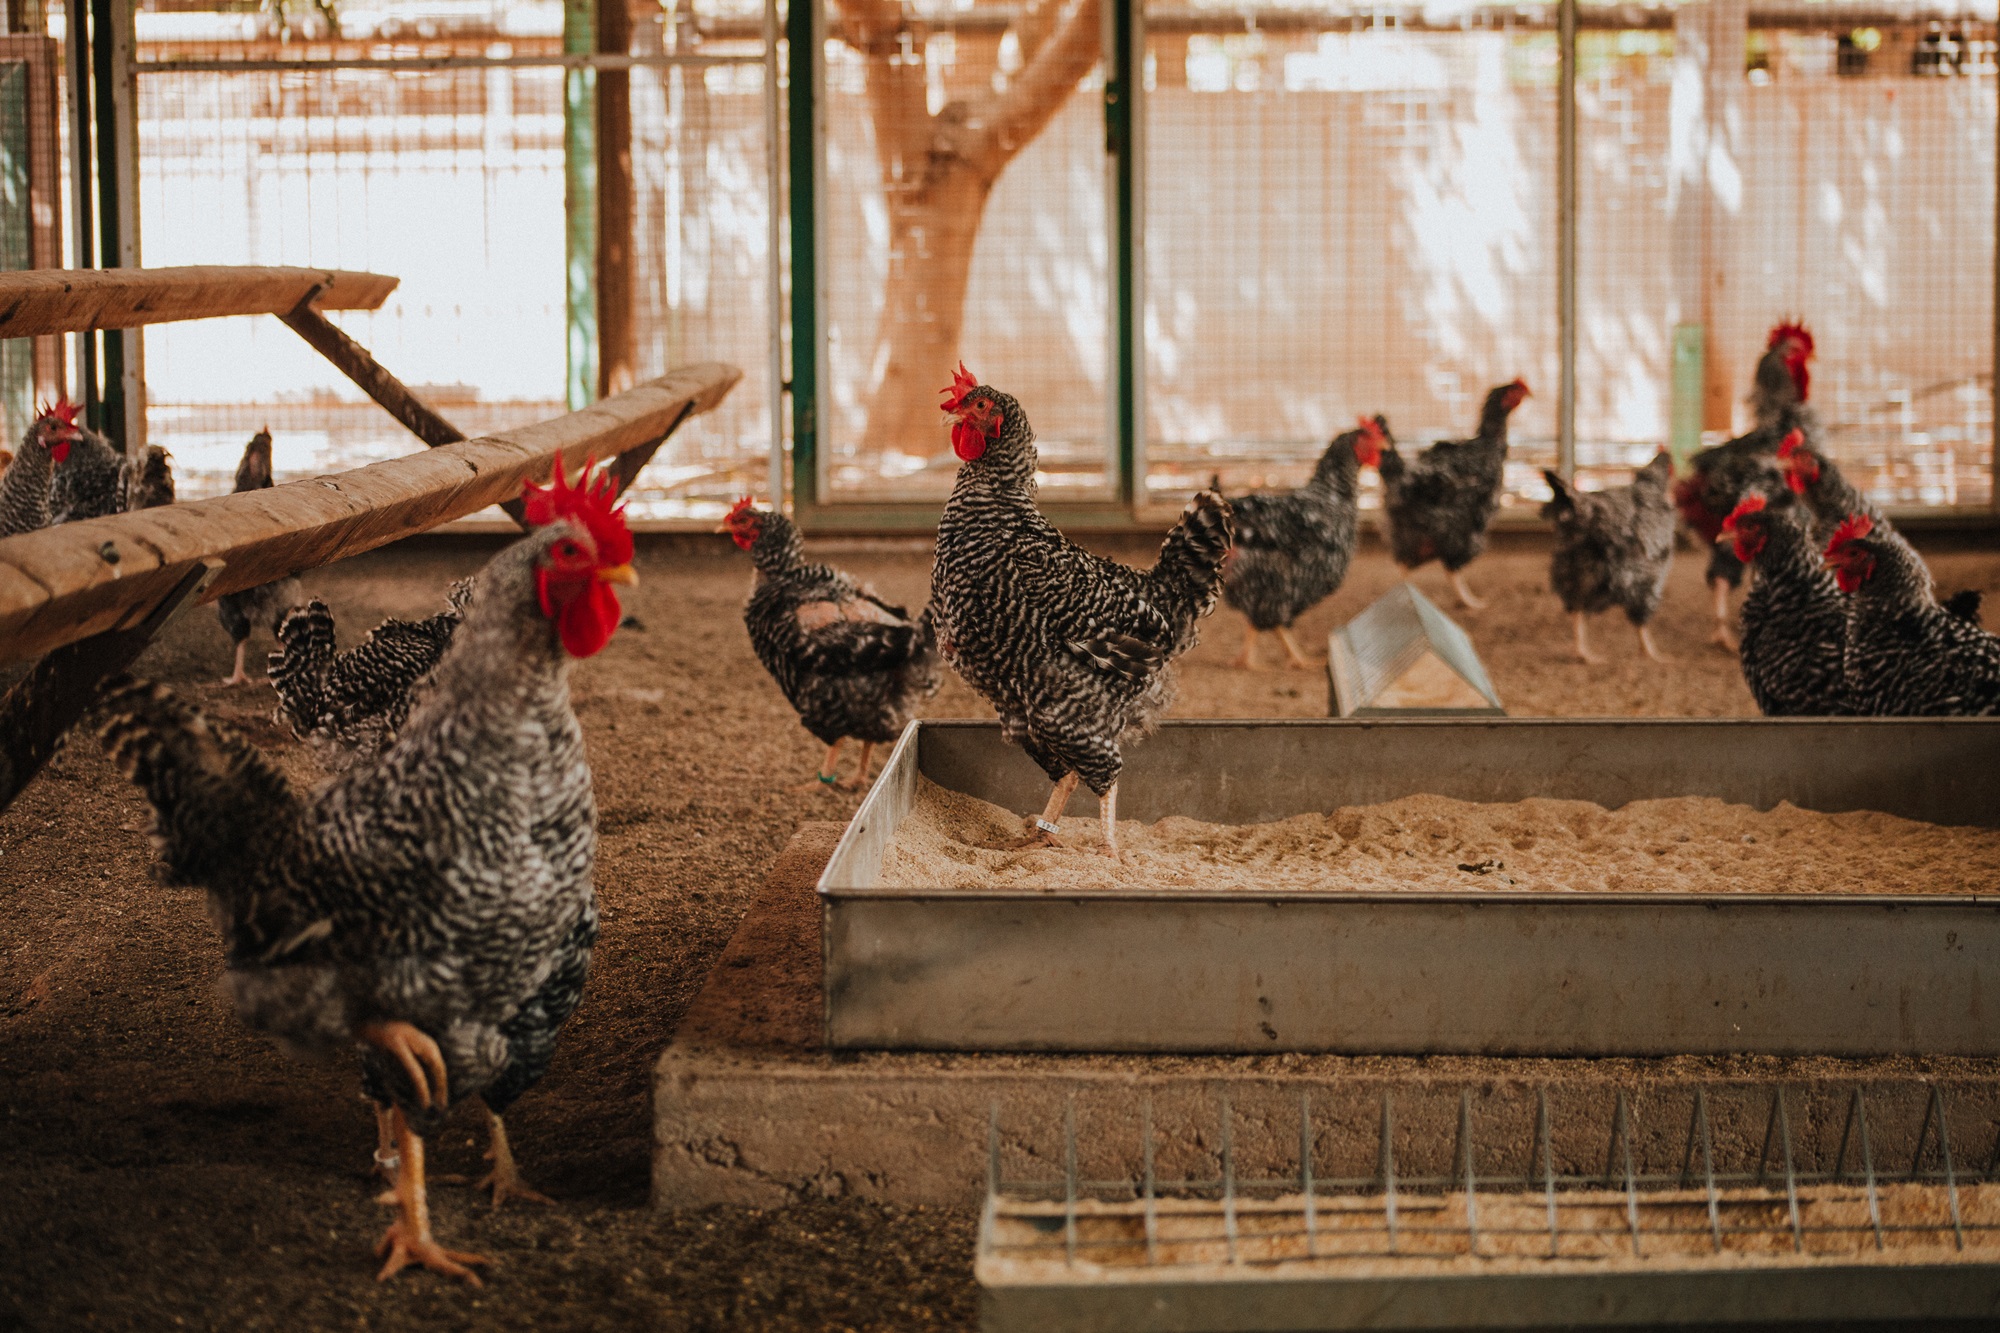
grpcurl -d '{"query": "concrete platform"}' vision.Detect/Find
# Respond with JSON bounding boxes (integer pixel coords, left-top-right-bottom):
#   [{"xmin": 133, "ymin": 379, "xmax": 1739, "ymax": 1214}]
[{"xmin": 651, "ymin": 825, "xmax": 2000, "ymax": 1209}]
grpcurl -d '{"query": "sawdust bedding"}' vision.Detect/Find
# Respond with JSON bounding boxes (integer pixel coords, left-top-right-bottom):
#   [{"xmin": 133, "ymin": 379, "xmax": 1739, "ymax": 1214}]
[{"xmin": 880, "ymin": 777, "xmax": 2000, "ymax": 895}]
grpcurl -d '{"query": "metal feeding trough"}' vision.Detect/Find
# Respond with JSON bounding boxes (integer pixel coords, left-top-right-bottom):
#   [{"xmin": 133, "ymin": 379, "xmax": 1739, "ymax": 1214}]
[
  {"xmin": 1328, "ymin": 582, "xmax": 1502, "ymax": 717},
  {"xmin": 976, "ymin": 1082, "xmax": 2000, "ymax": 1329},
  {"xmin": 817, "ymin": 718, "xmax": 2000, "ymax": 1055}
]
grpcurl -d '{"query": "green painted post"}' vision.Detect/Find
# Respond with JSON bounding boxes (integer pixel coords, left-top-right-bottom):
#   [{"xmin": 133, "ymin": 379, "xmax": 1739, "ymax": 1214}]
[
  {"xmin": 786, "ymin": 0, "xmax": 818, "ymax": 509},
  {"xmin": 563, "ymin": 0, "xmax": 597, "ymax": 411},
  {"xmin": 1107, "ymin": 0, "xmax": 1136, "ymax": 507},
  {"xmin": 90, "ymin": 0, "xmax": 122, "ymax": 446},
  {"xmin": 1670, "ymin": 322, "xmax": 1705, "ymax": 467}
]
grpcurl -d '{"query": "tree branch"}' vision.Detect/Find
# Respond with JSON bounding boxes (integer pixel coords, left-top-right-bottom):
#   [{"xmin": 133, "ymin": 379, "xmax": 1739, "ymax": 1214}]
[{"xmin": 961, "ymin": 0, "xmax": 1101, "ymax": 180}]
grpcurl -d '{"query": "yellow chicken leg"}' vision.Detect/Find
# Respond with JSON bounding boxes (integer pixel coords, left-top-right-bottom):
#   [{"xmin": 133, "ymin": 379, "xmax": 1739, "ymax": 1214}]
[
  {"xmin": 838, "ymin": 741, "xmax": 877, "ymax": 792},
  {"xmin": 375, "ymin": 1108, "xmax": 490, "ymax": 1285},
  {"xmin": 811, "ymin": 738, "xmax": 845, "ymax": 789},
  {"xmin": 1449, "ymin": 569, "xmax": 1486, "ymax": 611},
  {"xmin": 1230, "ymin": 621, "xmax": 1260, "ymax": 670},
  {"xmin": 359, "ymin": 1021, "xmax": 449, "ymax": 1111},
  {"xmin": 1274, "ymin": 625, "xmax": 1314, "ymax": 671},
  {"xmin": 1023, "ymin": 772, "xmax": 1080, "ymax": 847},
  {"xmin": 219, "ymin": 640, "xmax": 253, "ymax": 687},
  {"xmin": 1098, "ymin": 783, "xmax": 1122, "ymax": 860},
  {"xmin": 1636, "ymin": 623, "xmax": 1670, "ymax": 663},
  {"xmin": 475, "ymin": 1107, "xmax": 556, "ymax": 1209},
  {"xmin": 1708, "ymin": 577, "xmax": 1739, "ymax": 652},
  {"xmin": 1571, "ymin": 612, "xmax": 1604, "ymax": 665}
]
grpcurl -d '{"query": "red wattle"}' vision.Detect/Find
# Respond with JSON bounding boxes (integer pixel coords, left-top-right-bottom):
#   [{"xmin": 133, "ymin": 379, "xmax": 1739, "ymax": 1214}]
[
  {"xmin": 952, "ymin": 421, "xmax": 987, "ymax": 461},
  {"xmin": 558, "ymin": 582, "xmax": 622, "ymax": 658},
  {"xmin": 49, "ymin": 441, "xmax": 69, "ymax": 463}
]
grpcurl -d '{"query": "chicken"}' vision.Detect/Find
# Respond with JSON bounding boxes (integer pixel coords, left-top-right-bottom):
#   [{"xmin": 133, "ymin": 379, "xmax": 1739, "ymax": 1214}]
[
  {"xmin": 931, "ymin": 364, "xmax": 1232, "ymax": 858},
  {"xmin": 47, "ymin": 419, "xmax": 175, "ymax": 524},
  {"xmin": 0, "ymin": 400, "xmax": 84, "ymax": 538},
  {"xmin": 1220, "ymin": 416, "xmax": 1384, "ymax": 670},
  {"xmin": 1720, "ymin": 493, "xmax": 1851, "ymax": 715},
  {"xmin": 268, "ymin": 580, "xmax": 474, "ymax": 772},
  {"xmin": 1375, "ymin": 379, "xmax": 1529, "ymax": 609},
  {"xmin": 1673, "ymin": 321, "xmax": 1817, "ymax": 649},
  {"xmin": 216, "ymin": 429, "xmax": 304, "ymax": 686},
  {"xmin": 1541, "ymin": 452, "xmax": 1676, "ymax": 664},
  {"xmin": 93, "ymin": 456, "xmax": 635, "ymax": 1282},
  {"xmin": 720, "ymin": 499, "xmax": 941, "ymax": 789},
  {"xmin": 1826, "ymin": 513, "xmax": 2000, "ymax": 715}
]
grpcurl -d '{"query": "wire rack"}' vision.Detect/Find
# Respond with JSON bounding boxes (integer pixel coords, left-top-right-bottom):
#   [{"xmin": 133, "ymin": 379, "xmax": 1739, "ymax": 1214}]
[{"xmin": 981, "ymin": 1084, "xmax": 2000, "ymax": 1273}]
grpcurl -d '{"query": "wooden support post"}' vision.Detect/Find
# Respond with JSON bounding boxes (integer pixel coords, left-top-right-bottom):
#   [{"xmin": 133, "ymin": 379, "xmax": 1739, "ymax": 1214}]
[
  {"xmin": 0, "ymin": 557, "xmax": 214, "ymax": 814},
  {"xmin": 276, "ymin": 293, "xmax": 529, "ymax": 527},
  {"xmin": 597, "ymin": 0, "xmax": 634, "ymax": 400},
  {"xmin": 605, "ymin": 400, "xmax": 695, "ymax": 498}
]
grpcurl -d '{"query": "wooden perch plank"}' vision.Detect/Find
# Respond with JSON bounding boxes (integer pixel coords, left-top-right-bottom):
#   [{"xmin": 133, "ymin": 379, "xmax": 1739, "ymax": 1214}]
[
  {"xmin": 0, "ymin": 265, "xmax": 399, "ymax": 338},
  {"xmin": 0, "ymin": 361, "xmax": 741, "ymax": 663}
]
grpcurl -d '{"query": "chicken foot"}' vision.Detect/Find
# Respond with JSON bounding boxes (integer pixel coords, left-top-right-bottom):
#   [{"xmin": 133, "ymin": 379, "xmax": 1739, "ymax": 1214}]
[
  {"xmin": 360, "ymin": 1020, "xmax": 449, "ymax": 1112},
  {"xmin": 1708, "ymin": 577, "xmax": 1739, "ymax": 652},
  {"xmin": 375, "ymin": 1108, "xmax": 490, "ymax": 1285},
  {"xmin": 1570, "ymin": 612, "xmax": 1605, "ymax": 665},
  {"xmin": 475, "ymin": 1107, "xmax": 555, "ymax": 1209},
  {"xmin": 1230, "ymin": 621, "xmax": 1262, "ymax": 670},
  {"xmin": 1274, "ymin": 626, "xmax": 1314, "ymax": 671},
  {"xmin": 1449, "ymin": 570, "xmax": 1487, "ymax": 611},
  {"xmin": 219, "ymin": 640, "xmax": 254, "ymax": 687},
  {"xmin": 1022, "ymin": 772, "xmax": 1081, "ymax": 847}
]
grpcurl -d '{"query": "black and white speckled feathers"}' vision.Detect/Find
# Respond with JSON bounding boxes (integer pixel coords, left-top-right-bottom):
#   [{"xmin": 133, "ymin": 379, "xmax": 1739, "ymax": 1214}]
[
  {"xmin": 1542, "ymin": 452, "xmax": 1676, "ymax": 626},
  {"xmin": 1377, "ymin": 381, "xmax": 1523, "ymax": 572},
  {"xmin": 1731, "ymin": 499, "xmax": 1851, "ymax": 715},
  {"xmin": 269, "ymin": 581, "xmax": 473, "ymax": 771},
  {"xmin": 47, "ymin": 427, "xmax": 124, "ymax": 524},
  {"xmin": 931, "ymin": 382, "xmax": 1233, "ymax": 796},
  {"xmin": 216, "ymin": 431, "xmax": 304, "ymax": 651},
  {"xmin": 1221, "ymin": 420, "xmax": 1376, "ymax": 632},
  {"xmin": 97, "ymin": 521, "xmax": 601, "ymax": 1133},
  {"xmin": 1836, "ymin": 525, "xmax": 2000, "ymax": 716},
  {"xmin": 0, "ymin": 414, "xmax": 69, "ymax": 537},
  {"xmin": 733, "ymin": 506, "xmax": 941, "ymax": 747}
]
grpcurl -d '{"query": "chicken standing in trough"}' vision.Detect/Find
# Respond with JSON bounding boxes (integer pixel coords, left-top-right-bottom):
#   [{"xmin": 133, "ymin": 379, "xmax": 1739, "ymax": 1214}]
[
  {"xmin": 930, "ymin": 363, "xmax": 1232, "ymax": 858},
  {"xmin": 94, "ymin": 457, "xmax": 635, "ymax": 1282}
]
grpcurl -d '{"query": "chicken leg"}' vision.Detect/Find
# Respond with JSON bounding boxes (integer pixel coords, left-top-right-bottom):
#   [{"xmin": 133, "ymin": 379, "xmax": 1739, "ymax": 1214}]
[
  {"xmin": 373, "ymin": 1102, "xmax": 401, "ymax": 1192},
  {"xmin": 1274, "ymin": 625, "xmax": 1314, "ymax": 671},
  {"xmin": 375, "ymin": 1107, "xmax": 490, "ymax": 1285},
  {"xmin": 1708, "ymin": 577, "xmax": 1739, "ymax": 652},
  {"xmin": 1230, "ymin": 621, "xmax": 1261, "ymax": 670},
  {"xmin": 1570, "ymin": 612, "xmax": 1605, "ymax": 665},
  {"xmin": 475, "ymin": 1107, "xmax": 555, "ymax": 1209},
  {"xmin": 1635, "ymin": 624, "xmax": 1669, "ymax": 663},
  {"xmin": 1449, "ymin": 570, "xmax": 1487, "ymax": 611},
  {"xmin": 838, "ymin": 741, "xmax": 877, "ymax": 792},
  {"xmin": 813, "ymin": 738, "xmax": 845, "ymax": 788},
  {"xmin": 219, "ymin": 640, "xmax": 253, "ymax": 687},
  {"xmin": 1023, "ymin": 772, "xmax": 1080, "ymax": 847},
  {"xmin": 1098, "ymin": 783, "xmax": 1122, "ymax": 860}
]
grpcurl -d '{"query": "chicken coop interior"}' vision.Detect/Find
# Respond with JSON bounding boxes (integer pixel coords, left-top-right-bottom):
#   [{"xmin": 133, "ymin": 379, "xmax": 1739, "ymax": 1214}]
[{"xmin": 3, "ymin": 0, "xmax": 2000, "ymax": 1326}]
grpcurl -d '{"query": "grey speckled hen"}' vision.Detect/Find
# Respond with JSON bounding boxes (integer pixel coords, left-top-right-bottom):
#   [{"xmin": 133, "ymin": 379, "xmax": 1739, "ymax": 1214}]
[
  {"xmin": 931, "ymin": 365, "xmax": 1232, "ymax": 858},
  {"xmin": 1541, "ymin": 452, "xmax": 1675, "ymax": 665},
  {"xmin": 215, "ymin": 430, "xmax": 304, "ymax": 686},
  {"xmin": 1829, "ymin": 515, "xmax": 2000, "ymax": 717},
  {"xmin": 93, "ymin": 459, "xmax": 638, "ymax": 1284},
  {"xmin": 0, "ymin": 404, "xmax": 84, "ymax": 537},
  {"xmin": 722, "ymin": 501, "xmax": 940, "ymax": 789},
  {"xmin": 1723, "ymin": 494, "xmax": 1851, "ymax": 716},
  {"xmin": 1375, "ymin": 380, "xmax": 1528, "ymax": 610}
]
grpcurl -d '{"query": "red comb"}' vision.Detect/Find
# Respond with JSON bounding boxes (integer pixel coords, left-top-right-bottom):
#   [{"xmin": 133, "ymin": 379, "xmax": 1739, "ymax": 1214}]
[
  {"xmin": 1721, "ymin": 494, "xmax": 1767, "ymax": 531},
  {"xmin": 1768, "ymin": 321, "xmax": 1814, "ymax": 357},
  {"xmin": 724, "ymin": 495, "xmax": 758, "ymax": 525},
  {"xmin": 1825, "ymin": 512, "xmax": 1874, "ymax": 557},
  {"xmin": 37, "ymin": 397, "xmax": 79, "ymax": 427},
  {"xmin": 1357, "ymin": 415, "xmax": 1384, "ymax": 440},
  {"xmin": 523, "ymin": 456, "xmax": 633, "ymax": 566},
  {"xmin": 939, "ymin": 362, "xmax": 979, "ymax": 415},
  {"xmin": 1777, "ymin": 429, "xmax": 1805, "ymax": 461},
  {"xmin": 1511, "ymin": 378, "xmax": 1530, "ymax": 392}
]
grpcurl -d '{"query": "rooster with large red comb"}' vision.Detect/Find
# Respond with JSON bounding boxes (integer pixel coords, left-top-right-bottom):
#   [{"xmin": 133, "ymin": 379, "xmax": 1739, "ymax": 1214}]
[
  {"xmin": 720, "ymin": 497, "xmax": 940, "ymax": 788},
  {"xmin": 92, "ymin": 455, "xmax": 637, "ymax": 1282},
  {"xmin": 931, "ymin": 364, "xmax": 1232, "ymax": 858},
  {"xmin": 1674, "ymin": 320, "xmax": 1821, "ymax": 650},
  {"xmin": 1826, "ymin": 512, "xmax": 2000, "ymax": 715},
  {"xmin": 0, "ymin": 399, "xmax": 86, "ymax": 537},
  {"xmin": 1219, "ymin": 414, "xmax": 1384, "ymax": 669}
]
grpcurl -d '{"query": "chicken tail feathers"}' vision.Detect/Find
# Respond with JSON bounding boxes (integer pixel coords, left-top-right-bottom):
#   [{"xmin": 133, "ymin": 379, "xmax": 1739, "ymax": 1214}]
[
  {"xmin": 268, "ymin": 599, "xmax": 337, "ymax": 737},
  {"xmin": 1151, "ymin": 490, "xmax": 1235, "ymax": 619},
  {"xmin": 1944, "ymin": 588, "xmax": 1984, "ymax": 624},
  {"xmin": 94, "ymin": 675, "xmax": 301, "ymax": 888},
  {"xmin": 799, "ymin": 619, "xmax": 923, "ymax": 676},
  {"xmin": 1540, "ymin": 469, "xmax": 1575, "ymax": 521},
  {"xmin": 1067, "ymin": 632, "xmax": 1168, "ymax": 686}
]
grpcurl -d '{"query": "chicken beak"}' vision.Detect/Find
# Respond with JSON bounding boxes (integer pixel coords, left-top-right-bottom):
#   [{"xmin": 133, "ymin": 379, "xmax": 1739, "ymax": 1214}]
[{"xmin": 599, "ymin": 563, "xmax": 639, "ymax": 586}]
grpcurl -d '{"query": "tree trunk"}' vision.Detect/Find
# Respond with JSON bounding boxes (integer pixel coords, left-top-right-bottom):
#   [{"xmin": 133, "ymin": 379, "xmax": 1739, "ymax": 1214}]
[{"xmin": 831, "ymin": 0, "xmax": 1101, "ymax": 456}]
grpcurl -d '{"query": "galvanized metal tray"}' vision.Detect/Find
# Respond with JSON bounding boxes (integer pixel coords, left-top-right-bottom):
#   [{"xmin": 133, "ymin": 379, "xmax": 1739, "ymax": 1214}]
[{"xmin": 818, "ymin": 718, "xmax": 2000, "ymax": 1056}]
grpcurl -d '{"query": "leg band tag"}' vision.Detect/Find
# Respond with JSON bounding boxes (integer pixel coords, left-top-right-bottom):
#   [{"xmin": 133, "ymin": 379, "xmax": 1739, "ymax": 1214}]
[{"xmin": 1035, "ymin": 818, "xmax": 1061, "ymax": 835}]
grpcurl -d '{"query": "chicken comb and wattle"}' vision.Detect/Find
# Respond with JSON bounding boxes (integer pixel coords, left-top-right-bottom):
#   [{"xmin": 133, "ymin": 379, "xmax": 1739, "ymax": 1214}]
[
  {"xmin": 1777, "ymin": 428, "xmax": 1818, "ymax": 493},
  {"xmin": 1720, "ymin": 493, "xmax": 1769, "ymax": 562},
  {"xmin": 1353, "ymin": 415, "xmax": 1386, "ymax": 466},
  {"xmin": 721, "ymin": 495, "xmax": 762, "ymax": 549},
  {"xmin": 35, "ymin": 395, "xmax": 82, "ymax": 461},
  {"xmin": 1767, "ymin": 320, "xmax": 1815, "ymax": 396},
  {"xmin": 1825, "ymin": 512, "xmax": 1876, "ymax": 592},
  {"xmin": 940, "ymin": 361, "xmax": 1002, "ymax": 461},
  {"xmin": 522, "ymin": 456, "xmax": 637, "ymax": 658}
]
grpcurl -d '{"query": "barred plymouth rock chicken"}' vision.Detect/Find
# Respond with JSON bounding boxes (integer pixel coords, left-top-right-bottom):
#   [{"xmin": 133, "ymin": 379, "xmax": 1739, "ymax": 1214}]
[
  {"xmin": 0, "ymin": 400, "xmax": 84, "ymax": 537},
  {"xmin": 931, "ymin": 364, "xmax": 1232, "ymax": 858},
  {"xmin": 48, "ymin": 422, "xmax": 175, "ymax": 524},
  {"xmin": 1673, "ymin": 321, "xmax": 1817, "ymax": 649},
  {"xmin": 1220, "ymin": 415, "xmax": 1383, "ymax": 670},
  {"xmin": 215, "ymin": 429, "xmax": 304, "ymax": 686},
  {"xmin": 1541, "ymin": 452, "xmax": 1675, "ymax": 664},
  {"xmin": 1828, "ymin": 513, "xmax": 2000, "ymax": 715},
  {"xmin": 1376, "ymin": 379, "xmax": 1528, "ymax": 609},
  {"xmin": 268, "ymin": 580, "xmax": 474, "ymax": 771},
  {"xmin": 721, "ymin": 499, "xmax": 940, "ymax": 789},
  {"xmin": 94, "ymin": 457, "xmax": 635, "ymax": 1283},
  {"xmin": 1721, "ymin": 493, "xmax": 1851, "ymax": 716}
]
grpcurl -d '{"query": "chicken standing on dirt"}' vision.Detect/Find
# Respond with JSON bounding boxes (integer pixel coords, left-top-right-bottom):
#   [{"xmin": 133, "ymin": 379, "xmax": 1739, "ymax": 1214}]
[
  {"xmin": 931, "ymin": 364, "xmax": 1232, "ymax": 858},
  {"xmin": 1540, "ymin": 452, "xmax": 1675, "ymax": 665},
  {"xmin": 1827, "ymin": 513, "xmax": 2000, "ymax": 716},
  {"xmin": 722, "ymin": 499, "xmax": 941, "ymax": 789},
  {"xmin": 268, "ymin": 581, "xmax": 474, "ymax": 771},
  {"xmin": 0, "ymin": 400, "xmax": 85, "ymax": 537},
  {"xmin": 1721, "ymin": 493, "xmax": 1851, "ymax": 716},
  {"xmin": 215, "ymin": 429, "xmax": 304, "ymax": 686},
  {"xmin": 93, "ymin": 457, "xmax": 636, "ymax": 1283},
  {"xmin": 1375, "ymin": 380, "xmax": 1528, "ymax": 609},
  {"xmin": 1673, "ymin": 321, "xmax": 1816, "ymax": 649},
  {"xmin": 1220, "ymin": 416, "xmax": 1383, "ymax": 670}
]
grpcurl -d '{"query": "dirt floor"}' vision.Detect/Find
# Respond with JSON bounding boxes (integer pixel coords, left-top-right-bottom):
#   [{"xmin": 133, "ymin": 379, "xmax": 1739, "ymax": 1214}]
[{"xmin": 3, "ymin": 530, "xmax": 1998, "ymax": 1330}]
